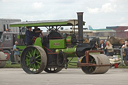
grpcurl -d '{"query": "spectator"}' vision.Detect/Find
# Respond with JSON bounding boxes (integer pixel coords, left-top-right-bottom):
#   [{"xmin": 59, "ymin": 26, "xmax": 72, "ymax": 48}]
[
  {"xmin": 98, "ymin": 40, "xmax": 106, "ymax": 54},
  {"xmin": 123, "ymin": 41, "xmax": 128, "ymax": 65},
  {"xmin": 99, "ymin": 40, "xmax": 106, "ymax": 50},
  {"xmin": 124, "ymin": 48, "xmax": 128, "ymax": 60},
  {"xmin": 13, "ymin": 41, "xmax": 20, "ymax": 63},
  {"xmin": 105, "ymin": 41, "xmax": 114, "ymax": 57},
  {"xmin": 122, "ymin": 41, "xmax": 128, "ymax": 48},
  {"xmin": 25, "ymin": 26, "xmax": 33, "ymax": 45},
  {"xmin": 122, "ymin": 41, "xmax": 128, "ymax": 62}
]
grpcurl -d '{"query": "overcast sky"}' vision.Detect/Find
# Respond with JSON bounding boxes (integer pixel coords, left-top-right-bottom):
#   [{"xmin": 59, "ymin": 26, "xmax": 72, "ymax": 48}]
[{"xmin": 0, "ymin": 0, "xmax": 128, "ymax": 29}]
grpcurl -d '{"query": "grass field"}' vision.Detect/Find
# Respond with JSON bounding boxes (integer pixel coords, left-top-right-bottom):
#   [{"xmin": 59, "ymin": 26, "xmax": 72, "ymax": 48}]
[
  {"xmin": 4, "ymin": 57, "xmax": 128, "ymax": 68},
  {"xmin": 4, "ymin": 57, "xmax": 79, "ymax": 68},
  {"xmin": 67, "ymin": 57, "xmax": 79, "ymax": 68},
  {"xmin": 4, "ymin": 61, "xmax": 21, "ymax": 68}
]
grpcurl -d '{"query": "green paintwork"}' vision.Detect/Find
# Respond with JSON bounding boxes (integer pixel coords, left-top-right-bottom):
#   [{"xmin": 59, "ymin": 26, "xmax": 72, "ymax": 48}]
[
  {"xmin": 17, "ymin": 45, "xmax": 26, "ymax": 50},
  {"xmin": 10, "ymin": 19, "xmax": 85, "ymax": 27},
  {"xmin": 10, "ymin": 22, "xmax": 67, "ymax": 27},
  {"xmin": 61, "ymin": 48, "xmax": 76, "ymax": 53},
  {"xmin": 25, "ymin": 48, "xmax": 41, "ymax": 71},
  {"xmin": 34, "ymin": 37, "xmax": 43, "ymax": 47},
  {"xmin": 67, "ymin": 53, "xmax": 77, "ymax": 57},
  {"xmin": 16, "ymin": 45, "xmax": 26, "ymax": 55},
  {"xmin": 56, "ymin": 46, "xmax": 76, "ymax": 54},
  {"xmin": 66, "ymin": 36, "xmax": 71, "ymax": 44},
  {"xmin": 17, "ymin": 35, "xmax": 20, "ymax": 39},
  {"xmin": 49, "ymin": 39, "xmax": 65, "ymax": 49},
  {"xmin": 55, "ymin": 46, "xmax": 77, "ymax": 57}
]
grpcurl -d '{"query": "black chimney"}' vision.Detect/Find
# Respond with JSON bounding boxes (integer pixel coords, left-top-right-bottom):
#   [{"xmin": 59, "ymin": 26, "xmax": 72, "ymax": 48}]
[
  {"xmin": 77, "ymin": 12, "xmax": 83, "ymax": 44},
  {"xmin": 76, "ymin": 12, "xmax": 92, "ymax": 57}
]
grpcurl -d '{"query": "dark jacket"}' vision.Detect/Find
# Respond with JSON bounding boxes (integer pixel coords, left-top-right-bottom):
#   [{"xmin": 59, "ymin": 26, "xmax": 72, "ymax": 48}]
[
  {"xmin": 25, "ymin": 30, "xmax": 33, "ymax": 45},
  {"xmin": 99, "ymin": 43, "xmax": 106, "ymax": 50},
  {"xmin": 33, "ymin": 28, "xmax": 41, "ymax": 37}
]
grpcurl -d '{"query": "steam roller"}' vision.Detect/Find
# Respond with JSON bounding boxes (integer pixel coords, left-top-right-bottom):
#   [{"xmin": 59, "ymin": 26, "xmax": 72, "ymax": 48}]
[{"xmin": 9, "ymin": 12, "xmax": 110, "ymax": 74}]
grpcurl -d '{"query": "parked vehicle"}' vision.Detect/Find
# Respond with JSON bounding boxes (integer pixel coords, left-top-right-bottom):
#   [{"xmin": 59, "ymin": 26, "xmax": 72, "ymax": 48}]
[{"xmin": 0, "ymin": 32, "xmax": 25, "ymax": 63}]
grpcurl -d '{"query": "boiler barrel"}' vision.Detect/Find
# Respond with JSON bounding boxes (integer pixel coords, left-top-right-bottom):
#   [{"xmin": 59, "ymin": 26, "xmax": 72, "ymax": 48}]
[{"xmin": 55, "ymin": 47, "xmax": 77, "ymax": 57}]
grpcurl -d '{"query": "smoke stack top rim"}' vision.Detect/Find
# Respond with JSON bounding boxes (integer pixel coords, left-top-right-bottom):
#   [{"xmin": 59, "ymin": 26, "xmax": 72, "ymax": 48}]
[{"xmin": 77, "ymin": 12, "xmax": 84, "ymax": 15}]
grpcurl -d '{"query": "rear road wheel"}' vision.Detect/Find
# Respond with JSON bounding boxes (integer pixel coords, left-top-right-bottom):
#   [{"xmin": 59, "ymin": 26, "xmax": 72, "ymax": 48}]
[{"xmin": 21, "ymin": 46, "xmax": 47, "ymax": 74}]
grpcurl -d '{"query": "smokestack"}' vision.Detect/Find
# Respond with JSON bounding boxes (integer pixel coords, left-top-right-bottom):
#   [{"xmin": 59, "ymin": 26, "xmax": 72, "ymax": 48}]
[{"xmin": 77, "ymin": 12, "xmax": 84, "ymax": 44}]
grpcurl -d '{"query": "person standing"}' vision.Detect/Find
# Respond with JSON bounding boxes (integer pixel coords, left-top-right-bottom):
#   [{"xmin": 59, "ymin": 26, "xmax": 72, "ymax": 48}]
[
  {"xmin": 13, "ymin": 41, "xmax": 20, "ymax": 63},
  {"xmin": 33, "ymin": 26, "xmax": 43, "ymax": 37},
  {"xmin": 99, "ymin": 40, "xmax": 106, "ymax": 50},
  {"xmin": 25, "ymin": 26, "xmax": 33, "ymax": 45},
  {"xmin": 105, "ymin": 41, "xmax": 114, "ymax": 57},
  {"xmin": 98, "ymin": 40, "xmax": 106, "ymax": 54},
  {"xmin": 122, "ymin": 41, "xmax": 128, "ymax": 60},
  {"xmin": 122, "ymin": 41, "xmax": 128, "ymax": 65},
  {"xmin": 122, "ymin": 41, "xmax": 128, "ymax": 48}
]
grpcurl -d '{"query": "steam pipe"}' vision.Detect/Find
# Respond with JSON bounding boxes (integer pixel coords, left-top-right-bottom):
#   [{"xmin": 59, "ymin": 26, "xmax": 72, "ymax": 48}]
[{"xmin": 77, "ymin": 12, "xmax": 84, "ymax": 44}]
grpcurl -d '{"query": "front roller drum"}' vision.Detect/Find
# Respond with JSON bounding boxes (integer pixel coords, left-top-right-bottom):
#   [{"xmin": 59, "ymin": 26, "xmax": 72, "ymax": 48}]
[
  {"xmin": 21, "ymin": 46, "xmax": 47, "ymax": 74},
  {"xmin": 81, "ymin": 54, "xmax": 110, "ymax": 74}
]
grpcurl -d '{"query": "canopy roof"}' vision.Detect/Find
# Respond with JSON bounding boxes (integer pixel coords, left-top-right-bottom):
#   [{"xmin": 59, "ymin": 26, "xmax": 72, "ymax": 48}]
[
  {"xmin": 59, "ymin": 30, "xmax": 93, "ymax": 33},
  {"xmin": 10, "ymin": 19, "xmax": 85, "ymax": 27}
]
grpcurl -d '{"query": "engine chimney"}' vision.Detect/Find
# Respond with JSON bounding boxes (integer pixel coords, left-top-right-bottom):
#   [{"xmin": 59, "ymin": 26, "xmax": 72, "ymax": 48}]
[
  {"xmin": 77, "ymin": 12, "xmax": 84, "ymax": 44},
  {"xmin": 76, "ymin": 12, "xmax": 92, "ymax": 57}
]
